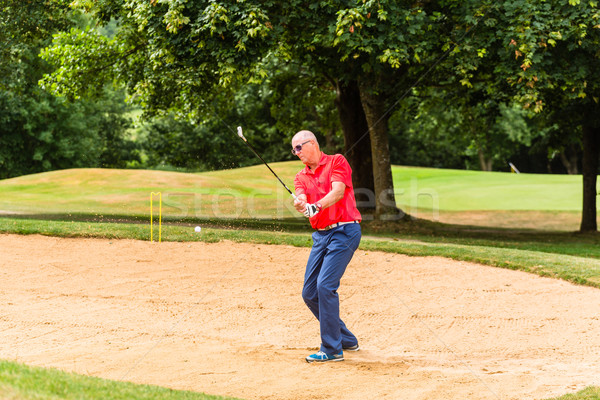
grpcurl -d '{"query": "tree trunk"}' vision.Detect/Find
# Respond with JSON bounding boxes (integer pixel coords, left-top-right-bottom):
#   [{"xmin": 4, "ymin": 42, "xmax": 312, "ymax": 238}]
[
  {"xmin": 580, "ymin": 124, "xmax": 599, "ymax": 232},
  {"xmin": 334, "ymin": 80, "xmax": 375, "ymax": 214},
  {"xmin": 358, "ymin": 83, "xmax": 403, "ymax": 220},
  {"xmin": 559, "ymin": 146, "xmax": 579, "ymax": 175},
  {"xmin": 478, "ymin": 148, "xmax": 493, "ymax": 171},
  {"xmin": 325, "ymin": 127, "xmax": 336, "ymax": 150}
]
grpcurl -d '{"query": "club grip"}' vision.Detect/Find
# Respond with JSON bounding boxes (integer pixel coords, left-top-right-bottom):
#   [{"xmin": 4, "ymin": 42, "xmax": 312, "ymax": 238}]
[{"xmin": 237, "ymin": 126, "xmax": 246, "ymax": 141}]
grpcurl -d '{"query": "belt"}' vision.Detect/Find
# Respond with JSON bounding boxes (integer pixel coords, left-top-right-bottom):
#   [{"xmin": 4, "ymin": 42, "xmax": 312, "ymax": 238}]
[{"xmin": 317, "ymin": 220, "xmax": 359, "ymax": 231}]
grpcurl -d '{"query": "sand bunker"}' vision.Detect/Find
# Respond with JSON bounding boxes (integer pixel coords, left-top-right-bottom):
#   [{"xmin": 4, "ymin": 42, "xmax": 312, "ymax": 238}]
[{"xmin": 1, "ymin": 234, "xmax": 599, "ymax": 399}]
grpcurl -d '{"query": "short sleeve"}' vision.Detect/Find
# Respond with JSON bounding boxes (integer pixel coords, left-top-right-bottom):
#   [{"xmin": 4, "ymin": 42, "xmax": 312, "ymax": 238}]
[
  {"xmin": 330, "ymin": 155, "xmax": 353, "ymax": 188},
  {"xmin": 294, "ymin": 173, "xmax": 306, "ymax": 195}
]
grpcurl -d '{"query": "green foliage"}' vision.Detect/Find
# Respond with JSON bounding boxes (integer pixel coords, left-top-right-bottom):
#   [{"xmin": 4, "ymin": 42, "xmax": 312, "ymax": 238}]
[
  {"xmin": 33, "ymin": 0, "xmax": 597, "ymax": 183},
  {"xmin": 0, "ymin": 92, "xmax": 93, "ymax": 177},
  {"xmin": 332, "ymin": 0, "xmax": 439, "ymax": 69},
  {"xmin": 136, "ymin": 88, "xmax": 284, "ymax": 171},
  {"xmin": 40, "ymin": 0, "xmax": 279, "ymax": 117},
  {"xmin": 37, "ymin": 1, "xmax": 464, "ymax": 157},
  {"xmin": 497, "ymin": 103, "xmax": 535, "ymax": 145},
  {"xmin": 267, "ymin": 60, "xmax": 342, "ymax": 154},
  {"xmin": 0, "ymin": 84, "xmax": 139, "ymax": 179},
  {"xmin": 135, "ymin": 58, "xmax": 342, "ymax": 172},
  {"xmin": 504, "ymin": 0, "xmax": 600, "ymax": 108},
  {"xmin": 389, "ymin": 93, "xmax": 471, "ymax": 169},
  {"xmin": 444, "ymin": 0, "xmax": 600, "ymax": 116},
  {"xmin": 0, "ymin": 0, "xmax": 72, "ymax": 74},
  {"xmin": 138, "ymin": 113, "xmax": 247, "ymax": 171},
  {"xmin": 40, "ymin": 27, "xmax": 121, "ymax": 99},
  {"xmin": 0, "ymin": 2, "xmax": 95, "ymax": 179},
  {"xmin": 0, "ymin": 1, "xmax": 140, "ymax": 178},
  {"xmin": 388, "ymin": 86, "xmax": 543, "ymax": 171},
  {"xmin": 93, "ymin": 88, "xmax": 141, "ymax": 169}
]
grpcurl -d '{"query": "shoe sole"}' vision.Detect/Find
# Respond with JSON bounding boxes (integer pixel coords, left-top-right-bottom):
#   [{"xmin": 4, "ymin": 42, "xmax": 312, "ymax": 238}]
[
  {"xmin": 343, "ymin": 345, "xmax": 360, "ymax": 352},
  {"xmin": 306, "ymin": 357, "xmax": 344, "ymax": 363}
]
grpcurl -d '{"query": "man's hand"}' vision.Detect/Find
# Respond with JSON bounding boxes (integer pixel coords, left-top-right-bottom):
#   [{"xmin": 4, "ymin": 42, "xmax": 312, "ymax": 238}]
[
  {"xmin": 303, "ymin": 203, "xmax": 320, "ymax": 218},
  {"xmin": 294, "ymin": 194, "xmax": 307, "ymax": 213}
]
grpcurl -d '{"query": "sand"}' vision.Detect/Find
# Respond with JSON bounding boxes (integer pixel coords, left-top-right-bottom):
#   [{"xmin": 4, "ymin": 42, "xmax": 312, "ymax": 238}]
[{"xmin": 1, "ymin": 233, "xmax": 599, "ymax": 399}]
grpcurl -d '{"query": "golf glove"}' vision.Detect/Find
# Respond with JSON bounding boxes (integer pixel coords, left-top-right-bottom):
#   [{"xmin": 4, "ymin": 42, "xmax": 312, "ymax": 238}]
[{"xmin": 303, "ymin": 203, "xmax": 320, "ymax": 218}]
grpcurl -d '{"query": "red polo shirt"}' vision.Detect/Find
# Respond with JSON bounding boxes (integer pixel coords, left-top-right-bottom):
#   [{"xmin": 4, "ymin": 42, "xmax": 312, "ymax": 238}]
[{"xmin": 294, "ymin": 153, "xmax": 362, "ymax": 229}]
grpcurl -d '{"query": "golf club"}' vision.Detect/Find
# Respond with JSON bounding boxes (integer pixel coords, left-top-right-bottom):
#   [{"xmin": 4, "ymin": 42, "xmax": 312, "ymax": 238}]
[{"xmin": 236, "ymin": 126, "xmax": 296, "ymax": 199}]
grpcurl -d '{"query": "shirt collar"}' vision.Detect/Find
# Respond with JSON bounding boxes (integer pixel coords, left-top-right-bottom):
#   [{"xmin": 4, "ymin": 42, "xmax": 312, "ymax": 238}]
[{"xmin": 302, "ymin": 152, "xmax": 328, "ymax": 175}]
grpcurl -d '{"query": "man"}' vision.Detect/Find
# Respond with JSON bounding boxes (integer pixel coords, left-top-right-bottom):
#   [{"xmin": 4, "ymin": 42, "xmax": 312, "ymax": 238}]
[{"xmin": 292, "ymin": 130, "xmax": 362, "ymax": 363}]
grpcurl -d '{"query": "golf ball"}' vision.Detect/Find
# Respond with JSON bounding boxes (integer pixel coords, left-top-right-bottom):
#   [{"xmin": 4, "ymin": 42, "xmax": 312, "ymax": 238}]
[{"xmin": 195, "ymin": 226, "xmax": 201, "ymax": 233}]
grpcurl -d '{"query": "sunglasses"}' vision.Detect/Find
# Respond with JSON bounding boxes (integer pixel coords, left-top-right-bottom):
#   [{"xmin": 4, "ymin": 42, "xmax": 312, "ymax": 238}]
[{"xmin": 291, "ymin": 140, "xmax": 312, "ymax": 155}]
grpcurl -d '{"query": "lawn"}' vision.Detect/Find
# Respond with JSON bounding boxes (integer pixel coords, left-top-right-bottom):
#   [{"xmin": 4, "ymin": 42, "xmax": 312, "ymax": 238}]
[
  {"xmin": 0, "ymin": 360, "xmax": 239, "ymax": 400},
  {"xmin": 392, "ymin": 166, "xmax": 585, "ymax": 211},
  {"xmin": 0, "ymin": 164, "xmax": 595, "ymax": 231}
]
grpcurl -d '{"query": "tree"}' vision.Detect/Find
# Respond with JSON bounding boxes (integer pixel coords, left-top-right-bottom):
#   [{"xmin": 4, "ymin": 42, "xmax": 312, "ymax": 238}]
[
  {"xmin": 50, "ymin": 0, "xmax": 598, "ymax": 225},
  {"xmin": 389, "ymin": 92, "xmax": 471, "ymax": 169},
  {"xmin": 526, "ymin": 97, "xmax": 582, "ymax": 175},
  {"xmin": 444, "ymin": 0, "xmax": 600, "ymax": 231},
  {"xmin": 266, "ymin": 60, "xmax": 343, "ymax": 155},
  {"xmin": 138, "ymin": 77, "xmax": 314, "ymax": 172},
  {"xmin": 41, "ymin": 0, "xmax": 467, "ymax": 220},
  {"xmin": 499, "ymin": 0, "xmax": 600, "ymax": 232},
  {"xmin": 0, "ymin": 0, "xmax": 139, "ymax": 178},
  {"xmin": 289, "ymin": 0, "xmax": 446, "ymax": 218},
  {"xmin": 333, "ymin": 80, "xmax": 375, "ymax": 212}
]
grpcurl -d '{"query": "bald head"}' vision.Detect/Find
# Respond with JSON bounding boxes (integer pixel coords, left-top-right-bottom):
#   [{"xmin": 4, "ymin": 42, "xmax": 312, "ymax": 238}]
[
  {"xmin": 292, "ymin": 130, "xmax": 319, "ymax": 147},
  {"xmin": 292, "ymin": 130, "xmax": 321, "ymax": 169}
]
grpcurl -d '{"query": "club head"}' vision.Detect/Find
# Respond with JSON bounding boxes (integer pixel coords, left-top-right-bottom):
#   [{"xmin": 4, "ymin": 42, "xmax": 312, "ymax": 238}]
[{"xmin": 237, "ymin": 126, "xmax": 246, "ymax": 141}]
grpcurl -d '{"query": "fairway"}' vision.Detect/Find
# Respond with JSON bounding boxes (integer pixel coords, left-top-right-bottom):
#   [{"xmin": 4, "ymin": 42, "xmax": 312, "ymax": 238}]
[
  {"xmin": 1, "ymin": 234, "xmax": 599, "ymax": 400},
  {"xmin": 0, "ymin": 165, "xmax": 594, "ymax": 231},
  {"xmin": 392, "ymin": 166, "xmax": 585, "ymax": 211},
  {"xmin": 390, "ymin": 166, "xmax": 592, "ymax": 231}
]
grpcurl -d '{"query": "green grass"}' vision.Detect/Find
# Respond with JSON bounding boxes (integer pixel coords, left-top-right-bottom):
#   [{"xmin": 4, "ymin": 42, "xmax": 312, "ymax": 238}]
[
  {"xmin": 547, "ymin": 387, "xmax": 600, "ymax": 400},
  {"xmin": 0, "ymin": 360, "xmax": 239, "ymax": 400},
  {"xmin": 0, "ymin": 164, "xmax": 595, "ymax": 225},
  {"xmin": 0, "ymin": 164, "xmax": 303, "ymax": 218},
  {"xmin": 392, "ymin": 166, "xmax": 588, "ymax": 211}
]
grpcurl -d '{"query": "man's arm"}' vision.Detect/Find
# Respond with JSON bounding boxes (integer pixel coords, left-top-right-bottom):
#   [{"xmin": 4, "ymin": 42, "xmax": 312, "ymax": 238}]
[
  {"xmin": 317, "ymin": 181, "xmax": 345, "ymax": 210},
  {"xmin": 300, "ymin": 181, "xmax": 345, "ymax": 217}
]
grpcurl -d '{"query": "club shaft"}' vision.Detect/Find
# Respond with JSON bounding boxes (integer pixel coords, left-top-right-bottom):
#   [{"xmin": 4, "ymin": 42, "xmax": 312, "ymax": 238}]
[{"xmin": 241, "ymin": 138, "xmax": 295, "ymax": 197}]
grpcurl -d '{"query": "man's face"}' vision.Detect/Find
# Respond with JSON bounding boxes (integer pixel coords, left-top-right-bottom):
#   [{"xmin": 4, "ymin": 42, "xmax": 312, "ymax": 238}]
[{"xmin": 292, "ymin": 137, "xmax": 318, "ymax": 165}]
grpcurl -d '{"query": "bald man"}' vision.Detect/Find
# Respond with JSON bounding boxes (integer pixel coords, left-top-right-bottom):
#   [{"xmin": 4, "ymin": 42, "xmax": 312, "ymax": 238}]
[{"xmin": 291, "ymin": 130, "xmax": 362, "ymax": 362}]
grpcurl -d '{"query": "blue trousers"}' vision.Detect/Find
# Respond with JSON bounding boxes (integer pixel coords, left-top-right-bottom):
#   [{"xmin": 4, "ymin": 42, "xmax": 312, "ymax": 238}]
[{"xmin": 302, "ymin": 223, "xmax": 361, "ymax": 355}]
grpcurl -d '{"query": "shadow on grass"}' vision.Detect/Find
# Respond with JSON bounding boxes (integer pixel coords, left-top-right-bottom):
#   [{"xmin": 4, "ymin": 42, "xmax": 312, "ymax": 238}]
[
  {"xmin": 2, "ymin": 211, "xmax": 598, "ymax": 245},
  {"xmin": 0, "ymin": 212, "xmax": 311, "ymax": 233}
]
